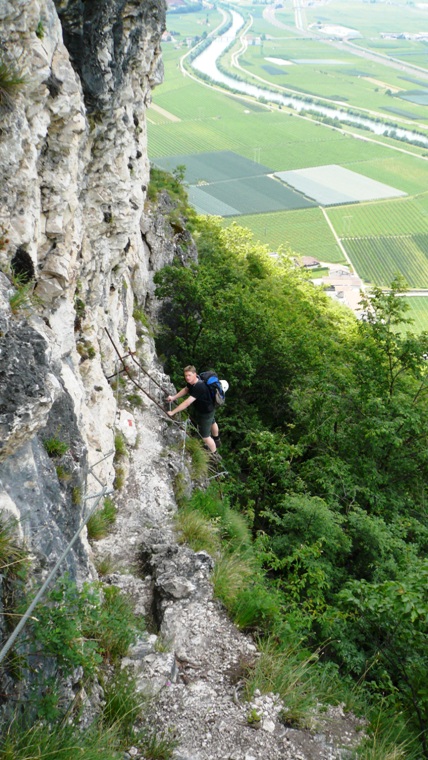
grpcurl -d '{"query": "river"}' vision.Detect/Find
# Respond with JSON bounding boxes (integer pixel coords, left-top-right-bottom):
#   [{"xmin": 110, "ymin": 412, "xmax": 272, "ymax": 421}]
[{"xmin": 191, "ymin": 10, "xmax": 428, "ymax": 148}]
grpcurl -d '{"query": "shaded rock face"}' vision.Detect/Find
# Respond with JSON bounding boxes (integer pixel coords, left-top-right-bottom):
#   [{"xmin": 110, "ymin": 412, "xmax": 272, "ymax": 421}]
[
  {"xmin": 0, "ymin": 316, "xmax": 60, "ymax": 461},
  {"xmin": 0, "ymin": 0, "xmax": 170, "ymax": 578},
  {"xmin": 53, "ymin": 0, "xmax": 164, "ymax": 111}
]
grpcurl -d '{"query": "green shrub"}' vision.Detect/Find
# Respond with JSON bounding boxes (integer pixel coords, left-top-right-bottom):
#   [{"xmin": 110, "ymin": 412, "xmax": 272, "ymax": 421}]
[
  {"xmin": 8, "ymin": 277, "xmax": 34, "ymax": 315},
  {"xmin": 220, "ymin": 508, "xmax": 252, "ymax": 551},
  {"xmin": 113, "ymin": 464, "xmax": 125, "ymax": 490},
  {"xmin": 55, "ymin": 465, "xmax": 72, "ymax": 481},
  {"xmin": 126, "ymin": 392, "xmax": 144, "ymax": 407},
  {"xmin": 138, "ymin": 728, "xmax": 179, "ymax": 760},
  {"xmin": 95, "ymin": 584, "xmax": 144, "ymax": 662},
  {"xmin": 29, "ymin": 575, "xmax": 144, "ymax": 679},
  {"xmin": 0, "ymin": 518, "xmax": 28, "ymax": 579},
  {"xmin": 94, "ymin": 554, "xmax": 115, "ymax": 576},
  {"xmin": 232, "ymin": 581, "xmax": 282, "ymax": 632},
  {"xmin": 173, "ymin": 472, "xmax": 187, "ymax": 508},
  {"xmin": 0, "ymin": 517, "xmax": 29, "ymax": 633}
]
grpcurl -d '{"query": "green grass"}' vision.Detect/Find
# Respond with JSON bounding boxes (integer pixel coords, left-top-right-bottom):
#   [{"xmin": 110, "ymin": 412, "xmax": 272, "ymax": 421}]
[{"xmin": 175, "ymin": 505, "xmax": 221, "ymax": 554}]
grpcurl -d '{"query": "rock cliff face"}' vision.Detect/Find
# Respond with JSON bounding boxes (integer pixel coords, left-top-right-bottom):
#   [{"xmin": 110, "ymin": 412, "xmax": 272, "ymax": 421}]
[
  {"xmin": 0, "ymin": 5, "xmax": 363, "ymax": 757},
  {"xmin": 0, "ymin": 0, "xmax": 172, "ymax": 575}
]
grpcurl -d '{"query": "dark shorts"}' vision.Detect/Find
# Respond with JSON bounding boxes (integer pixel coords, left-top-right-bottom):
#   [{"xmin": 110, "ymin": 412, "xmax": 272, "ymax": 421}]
[{"xmin": 191, "ymin": 408, "xmax": 215, "ymax": 438}]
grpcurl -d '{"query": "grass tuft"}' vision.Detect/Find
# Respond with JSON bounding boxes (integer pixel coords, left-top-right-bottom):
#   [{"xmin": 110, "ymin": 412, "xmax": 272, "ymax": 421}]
[
  {"xmin": 212, "ymin": 552, "xmax": 254, "ymax": 610},
  {"xmin": 185, "ymin": 436, "xmax": 210, "ymax": 479},
  {"xmin": 0, "ymin": 58, "xmax": 25, "ymax": 108},
  {"xmin": 244, "ymin": 638, "xmax": 320, "ymax": 728},
  {"xmin": 175, "ymin": 506, "xmax": 220, "ymax": 555},
  {"xmin": 87, "ymin": 497, "xmax": 117, "ymax": 540},
  {"xmin": 43, "ymin": 437, "xmax": 69, "ymax": 458}
]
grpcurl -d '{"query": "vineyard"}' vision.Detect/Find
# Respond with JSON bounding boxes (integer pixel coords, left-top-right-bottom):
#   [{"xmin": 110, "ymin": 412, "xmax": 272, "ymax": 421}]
[
  {"xmin": 401, "ymin": 296, "xmax": 428, "ymax": 334},
  {"xmin": 326, "ymin": 195, "xmax": 428, "ymax": 237},
  {"xmin": 342, "ymin": 234, "xmax": 428, "ymax": 287},
  {"xmin": 223, "ymin": 207, "xmax": 344, "ymax": 263}
]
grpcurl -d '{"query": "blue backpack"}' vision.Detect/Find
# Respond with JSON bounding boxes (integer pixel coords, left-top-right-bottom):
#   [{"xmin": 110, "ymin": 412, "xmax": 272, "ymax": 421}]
[{"xmin": 199, "ymin": 371, "xmax": 227, "ymax": 407}]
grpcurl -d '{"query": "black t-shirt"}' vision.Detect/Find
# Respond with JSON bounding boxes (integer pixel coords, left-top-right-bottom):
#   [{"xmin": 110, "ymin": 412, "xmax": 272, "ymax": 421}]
[{"xmin": 187, "ymin": 380, "xmax": 214, "ymax": 414}]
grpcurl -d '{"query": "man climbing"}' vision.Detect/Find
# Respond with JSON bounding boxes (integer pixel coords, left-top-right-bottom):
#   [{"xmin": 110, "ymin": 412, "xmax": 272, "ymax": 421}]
[{"xmin": 166, "ymin": 365, "xmax": 220, "ymax": 453}]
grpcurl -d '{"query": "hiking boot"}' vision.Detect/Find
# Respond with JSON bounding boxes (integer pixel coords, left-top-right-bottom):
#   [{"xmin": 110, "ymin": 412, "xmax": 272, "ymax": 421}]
[
  {"xmin": 213, "ymin": 436, "xmax": 221, "ymax": 449},
  {"xmin": 209, "ymin": 451, "xmax": 222, "ymax": 463}
]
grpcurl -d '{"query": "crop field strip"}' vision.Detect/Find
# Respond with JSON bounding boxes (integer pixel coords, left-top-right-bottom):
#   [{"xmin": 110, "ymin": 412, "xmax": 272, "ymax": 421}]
[
  {"xmin": 151, "ymin": 3, "xmax": 428, "ymax": 316},
  {"xmin": 401, "ymin": 296, "xmax": 428, "ymax": 334},
  {"xmin": 303, "ymin": 0, "xmax": 427, "ymax": 37},
  {"xmin": 346, "ymin": 155, "xmax": 428, "ymax": 196},
  {"xmin": 154, "ymin": 150, "xmax": 273, "ymax": 184},
  {"xmin": 240, "ymin": 43, "xmax": 428, "ymax": 121},
  {"xmin": 326, "ymin": 195, "xmax": 428, "ymax": 237},
  {"xmin": 342, "ymin": 234, "xmax": 428, "ymax": 288},
  {"xmin": 223, "ymin": 207, "xmax": 345, "ymax": 264},
  {"xmin": 275, "ymin": 165, "xmax": 406, "ymax": 205},
  {"xmin": 149, "ymin": 99, "xmax": 398, "ymax": 170},
  {"xmin": 196, "ymin": 175, "xmax": 316, "ymax": 215}
]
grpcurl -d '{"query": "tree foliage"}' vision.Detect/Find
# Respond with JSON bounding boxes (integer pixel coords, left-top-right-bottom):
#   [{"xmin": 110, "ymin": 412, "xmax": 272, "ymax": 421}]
[{"xmin": 153, "ymin": 187, "xmax": 428, "ymax": 756}]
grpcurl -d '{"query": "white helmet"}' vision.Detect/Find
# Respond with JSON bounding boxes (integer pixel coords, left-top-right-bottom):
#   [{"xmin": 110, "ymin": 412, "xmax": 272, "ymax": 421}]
[{"xmin": 220, "ymin": 380, "xmax": 229, "ymax": 393}]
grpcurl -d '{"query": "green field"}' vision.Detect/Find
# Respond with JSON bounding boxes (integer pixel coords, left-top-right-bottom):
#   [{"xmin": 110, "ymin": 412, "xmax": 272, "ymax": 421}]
[
  {"xmin": 154, "ymin": 150, "xmax": 272, "ymax": 182},
  {"xmin": 343, "ymin": 234, "xmax": 428, "ymax": 287},
  {"xmin": 238, "ymin": 39, "xmax": 428, "ymax": 122},
  {"xmin": 223, "ymin": 207, "xmax": 345, "ymax": 263},
  {"xmin": 166, "ymin": 6, "xmax": 222, "ymax": 37},
  {"xmin": 355, "ymin": 39, "xmax": 428, "ymax": 71},
  {"xmin": 401, "ymin": 296, "xmax": 428, "ymax": 333},
  {"xmin": 326, "ymin": 195, "xmax": 428, "ymax": 237},
  {"xmin": 304, "ymin": 0, "xmax": 428, "ymax": 37},
  {"xmin": 197, "ymin": 174, "xmax": 316, "ymax": 215},
  {"xmin": 148, "ymin": 3, "xmax": 428, "ymax": 327}
]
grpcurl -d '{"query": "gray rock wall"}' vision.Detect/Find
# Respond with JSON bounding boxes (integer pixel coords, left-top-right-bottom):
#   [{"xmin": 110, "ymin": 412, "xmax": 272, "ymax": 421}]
[{"xmin": 0, "ymin": 0, "xmax": 170, "ymax": 576}]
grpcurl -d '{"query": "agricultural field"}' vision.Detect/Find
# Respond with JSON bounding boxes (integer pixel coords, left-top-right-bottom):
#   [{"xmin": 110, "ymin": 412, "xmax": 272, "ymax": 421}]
[
  {"xmin": 326, "ymin": 196, "xmax": 428, "ymax": 237},
  {"xmin": 401, "ymin": 296, "xmax": 428, "ymax": 334},
  {"xmin": 148, "ymin": 2, "xmax": 428, "ymax": 326},
  {"xmin": 275, "ymin": 165, "xmax": 405, "ymax": 205},
  {"xmin": 342, "ymin": 234, "xmax": 428, "ymax": 288},
  {"xmin": 192, "ymin": 174, "xmax": 316, "ymax": 215},
  {"xmin": 355, "ymin": 39, "xmax": 428, "ymax": 72},
  {"xmin": 166, "ymin": 6, "xmax": 222, "ymax": 37},
  {"xmin": 154, "ymin": 151, "xmax": 272, "ymax": 183},
  {"xmin": 222, "ymin": 207, "xmax": 345, "ymax": 264},
  {"xmin": 238, "ymin": 40, "xmax": 428, "ymax": 122},
  {"xmin": 303, "ymin": 0, "xmax": 428, "ymax": 38}
]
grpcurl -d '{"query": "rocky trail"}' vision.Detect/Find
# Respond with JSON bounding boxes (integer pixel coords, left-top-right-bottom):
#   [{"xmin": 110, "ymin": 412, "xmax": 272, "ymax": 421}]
[{"xmin": 91, "ymin": 376, "xmax": 364, "ymax": 760}]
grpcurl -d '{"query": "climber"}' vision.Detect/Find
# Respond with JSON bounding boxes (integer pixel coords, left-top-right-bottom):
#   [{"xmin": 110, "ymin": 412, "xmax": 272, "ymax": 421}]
[{"xmin": 166, "ymin": 365, "xmax": 220, "ymax": 453}]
